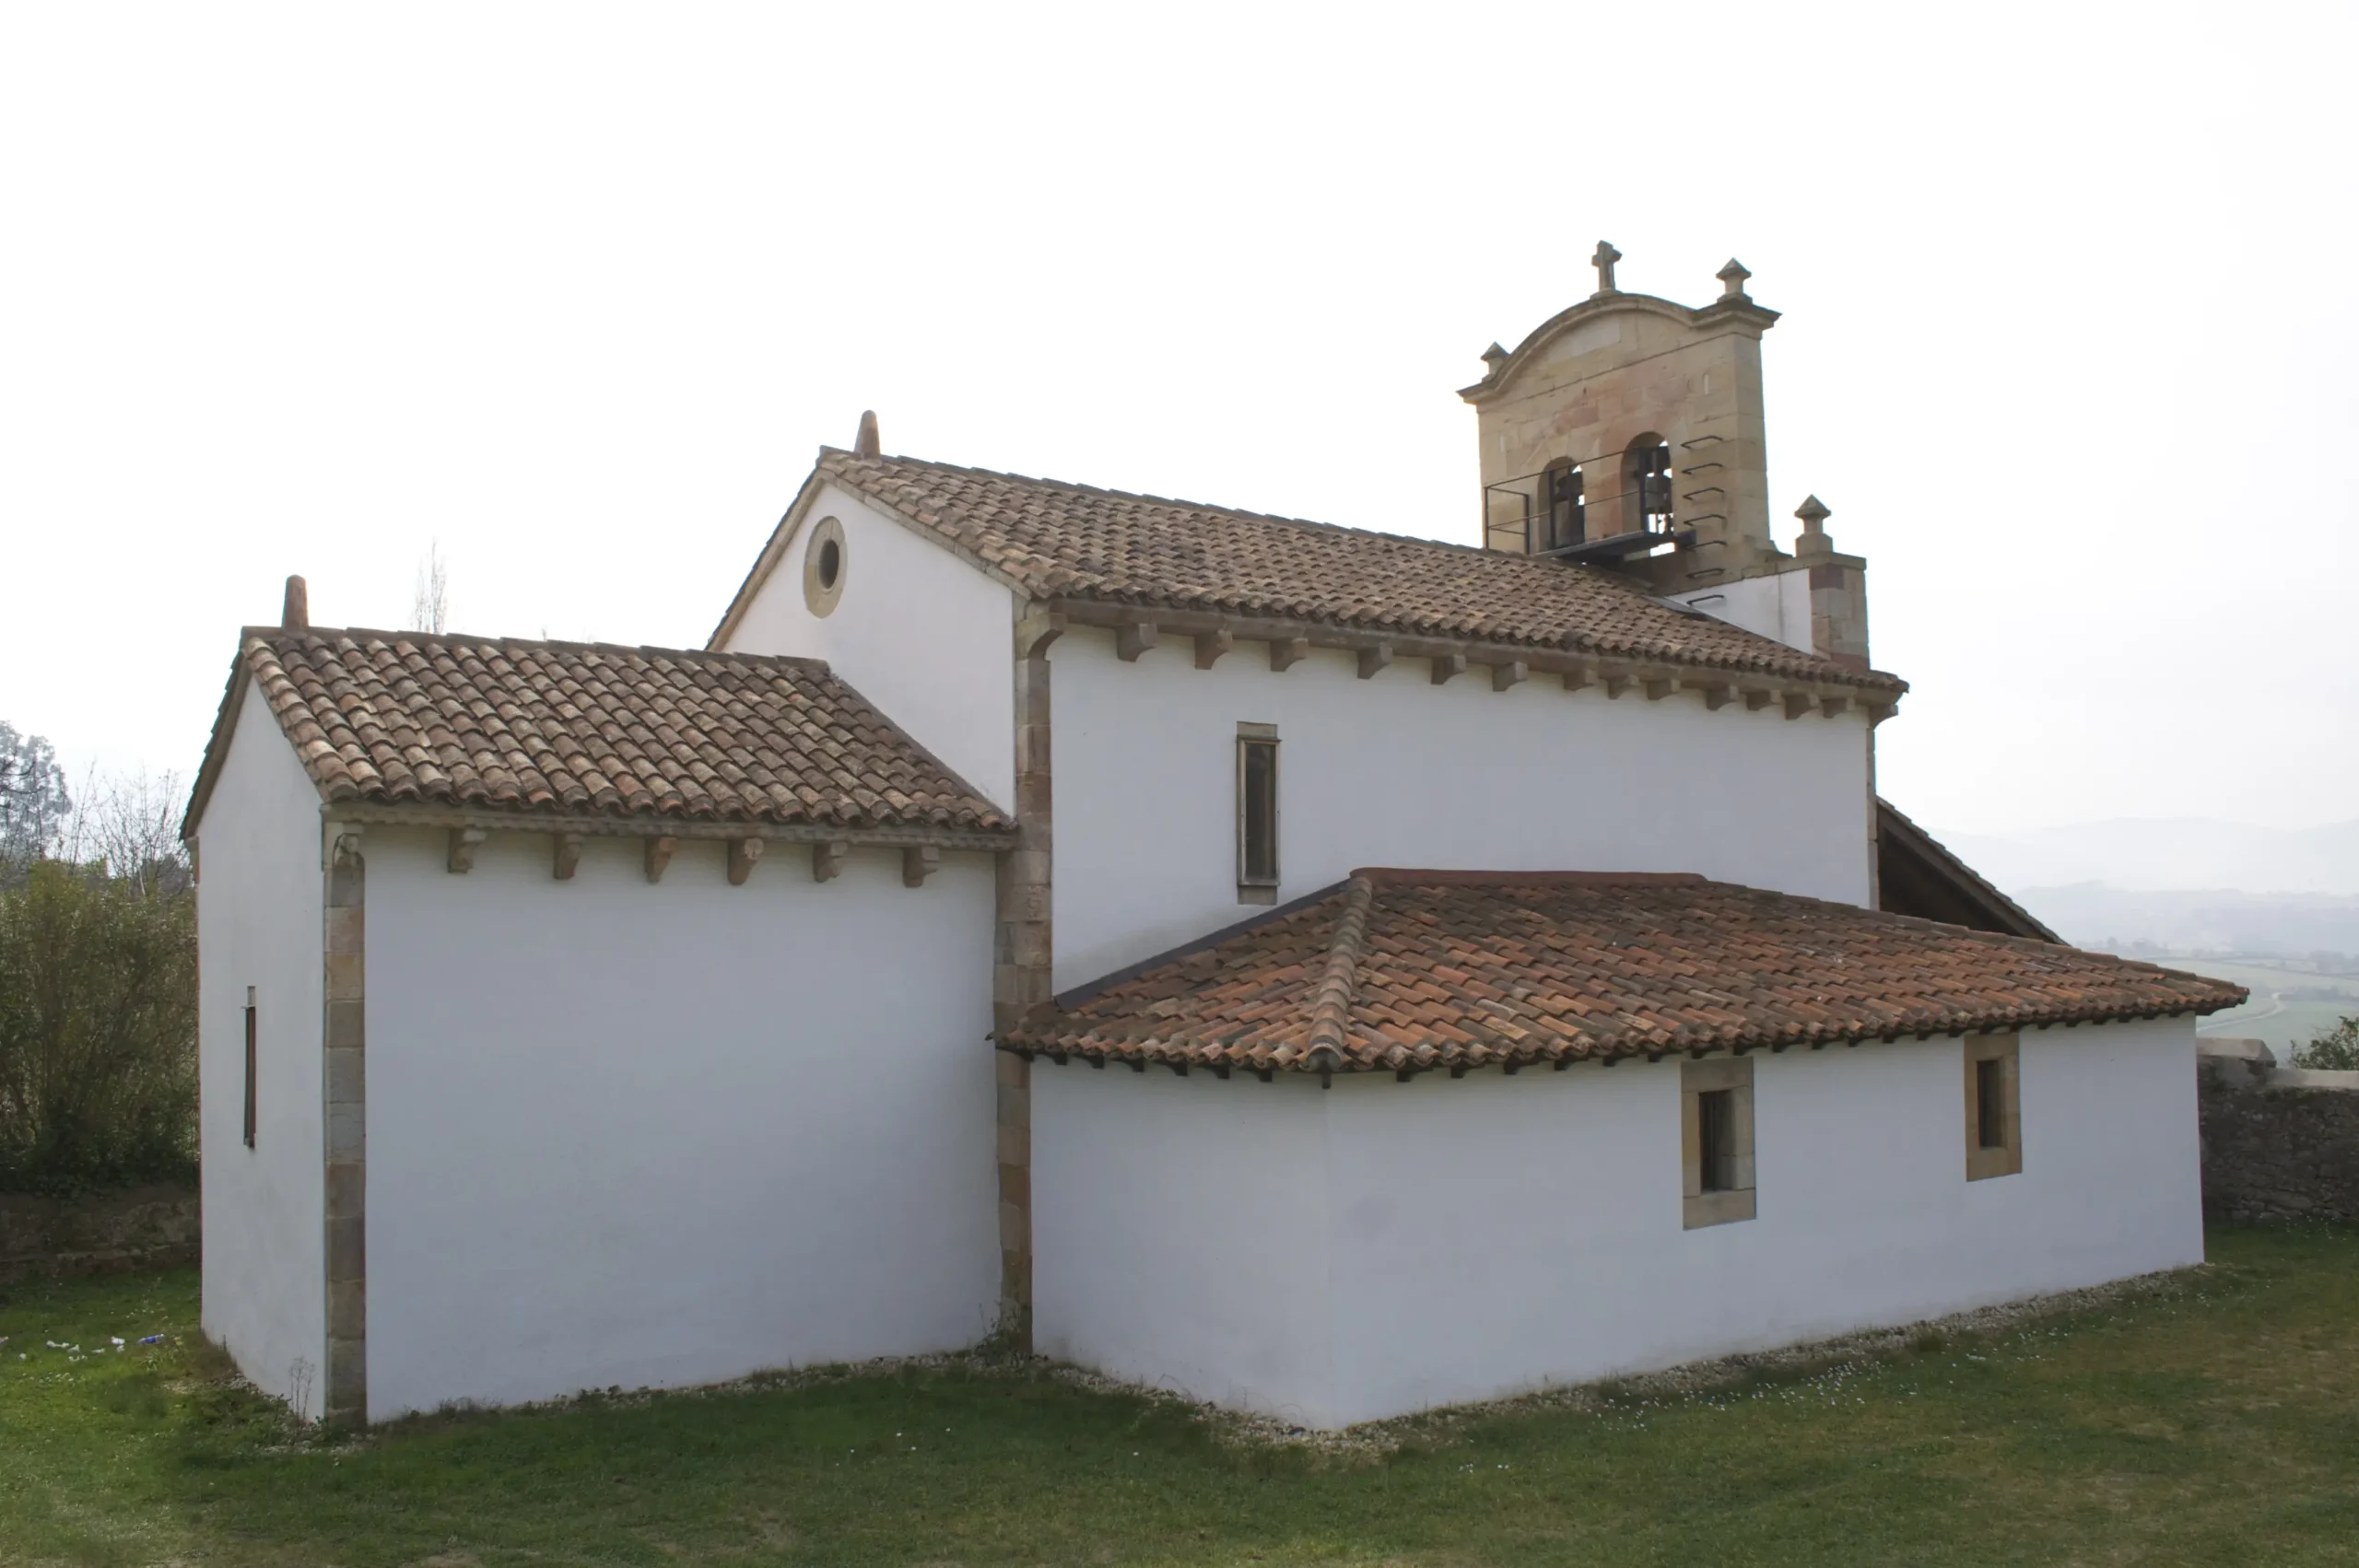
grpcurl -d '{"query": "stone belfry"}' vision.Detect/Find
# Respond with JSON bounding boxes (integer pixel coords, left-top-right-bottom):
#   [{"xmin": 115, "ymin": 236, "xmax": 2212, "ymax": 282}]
[{"xmin": 1459, "ymin": 245, "xmax": 1869, "ymax": 670}]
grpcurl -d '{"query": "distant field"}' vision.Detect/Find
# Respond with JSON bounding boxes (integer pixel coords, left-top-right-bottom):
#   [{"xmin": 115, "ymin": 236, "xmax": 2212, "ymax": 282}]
[{"xmin": 2167, "ymin": 957, "xmax": 2359, "ymax": 1058}]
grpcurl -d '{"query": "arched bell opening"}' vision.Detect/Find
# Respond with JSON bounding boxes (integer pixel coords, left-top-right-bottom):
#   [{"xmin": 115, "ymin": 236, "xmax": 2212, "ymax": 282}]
[
  {"xmin": 1539, "ymin": 458, "xmax": 1586, "ymax": 553},
  {"xmin": 1618, "ymin": 434, "xmax": 1674, "ymax": 539}
]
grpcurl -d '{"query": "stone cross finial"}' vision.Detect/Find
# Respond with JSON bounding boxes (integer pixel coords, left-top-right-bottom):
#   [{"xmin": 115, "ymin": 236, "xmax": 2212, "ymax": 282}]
[
  {"xmin": 1591, "ymin": 240, "xmax": 1622, "ymax": 297},
  {"xmin": 1717, "ymin": 258, "xmax": 1752, "ymax": 300}
]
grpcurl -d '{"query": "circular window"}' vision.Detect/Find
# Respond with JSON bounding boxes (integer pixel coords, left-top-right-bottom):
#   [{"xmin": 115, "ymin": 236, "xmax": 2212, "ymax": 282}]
[{"xmin": 803, "ymin": 516, "xmax": 848, "ymax": 616}]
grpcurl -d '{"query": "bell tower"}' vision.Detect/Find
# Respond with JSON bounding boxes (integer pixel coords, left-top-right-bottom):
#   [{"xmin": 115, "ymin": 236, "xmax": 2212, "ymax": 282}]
[{"xmin": 1460, "ymin": 246, "xmax": 1869, "ymax": 669}]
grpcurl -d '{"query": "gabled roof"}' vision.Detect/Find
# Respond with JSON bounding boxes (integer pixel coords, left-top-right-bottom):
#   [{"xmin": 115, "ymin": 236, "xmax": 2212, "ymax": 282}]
[
  {"xmin": 182, "ymin": 628, "xmax": 1014, "ymax": 842},
  {"xmin": 715, "ymin": 450, "xmax": 1905, "ymax": 695},
  {"xmin": 1000, "ymin": 870, "xmax": 2245, "ymax": 1076}
]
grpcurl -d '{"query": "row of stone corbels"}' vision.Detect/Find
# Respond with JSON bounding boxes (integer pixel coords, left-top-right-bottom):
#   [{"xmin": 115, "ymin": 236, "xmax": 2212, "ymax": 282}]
[
  {"xmin": 1063, "ymin": 599, "xmax": 1895, "ymax": 723},
  {"xmin": 328, "ymin": 811, "xmax": 1003, "ymax": 888}
]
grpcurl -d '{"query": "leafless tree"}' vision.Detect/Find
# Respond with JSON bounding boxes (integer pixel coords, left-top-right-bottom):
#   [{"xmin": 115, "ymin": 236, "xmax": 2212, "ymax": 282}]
[
  {"xmin": 410, "ymin": 539, "xmax": 450, "ymax": 635},
  {"xmin": 54, "ymin": 765, "xmax": 189, "ymax": 896}
]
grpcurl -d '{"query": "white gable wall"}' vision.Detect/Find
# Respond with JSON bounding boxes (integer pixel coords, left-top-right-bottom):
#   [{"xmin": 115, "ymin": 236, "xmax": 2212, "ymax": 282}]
[
  {"xmin": 718, "ymin": 483, "xmax": 1016, "ymax": 812},
  {"xmin": 192, "ymin": 680, "xmax": 328, "ymax": 1419},
  {"xmin": 361, "ymin": 826, "xmax": 1001, "ymax": 1420},
  {"xmin": 1666, "ymin": 570, "xmax": 1816, "ymax": 654},
  {"xmin": 1029, "ymin": 1015, "xmax": 2202, "ymax": 1429},
  {"xmin": 1050, "ymin": 628, "xmax": 1873, "ymax": 990}
]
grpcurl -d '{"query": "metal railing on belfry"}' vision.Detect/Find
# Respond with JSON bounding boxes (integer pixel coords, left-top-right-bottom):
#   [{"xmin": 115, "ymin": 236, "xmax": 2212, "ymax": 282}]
[{"xmin": 1485, "ymin": 446, "xmax": 1679, "ymax": 563}]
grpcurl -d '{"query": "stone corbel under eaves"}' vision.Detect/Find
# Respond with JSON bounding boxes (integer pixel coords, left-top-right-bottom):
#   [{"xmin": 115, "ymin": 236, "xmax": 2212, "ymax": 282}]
[
  {"xmin": 1054, "ymin": 601, "xmax": 1900, "ymax": 724},
  {"xmin": 320, "ymin": 805, "xmax": 1011, "ymax": 883}
]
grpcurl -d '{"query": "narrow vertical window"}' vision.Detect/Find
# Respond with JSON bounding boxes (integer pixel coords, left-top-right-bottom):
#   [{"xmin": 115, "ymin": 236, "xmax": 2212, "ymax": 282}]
[
  {"xmin": 1696, "ymin": 1089, "xmax": 1736, "ymax": 1190},
  {"xmin": 1974, "ymin": 1059, "xmax": 2006, "ymax": 1149},
  {"xmin": 1237, "ymin": 723, "xmax": 1279, "ymax": 905},
  {"xmin": 242, "ymin": 986, "xmax": 258, "ymax": 1150},
  {"xmin": 1964, "ymin": 1033, "xmax": 2022, "ymax": 1179},
  {"xmin": 1682, "ymin": 1056, "xmax": 1755, "ymax": 1228}
]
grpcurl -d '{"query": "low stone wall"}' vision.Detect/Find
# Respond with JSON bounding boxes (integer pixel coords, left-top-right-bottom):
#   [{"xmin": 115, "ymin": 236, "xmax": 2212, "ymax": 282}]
[
  {"xmin": 2198, "ymin": 1040, "xmax": 2359, "ymax": 1224},
  {"xmin": 0, "ymin": 1184, "xmax": 199, "ymax": 1286}
]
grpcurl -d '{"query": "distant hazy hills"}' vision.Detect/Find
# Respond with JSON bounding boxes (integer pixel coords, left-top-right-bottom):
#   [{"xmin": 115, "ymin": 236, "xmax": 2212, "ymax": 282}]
[
  {"xmin": 1926, "ymin": 818, "xmax": 2359, "ymax": 956},
  {"xmin": 1939, "ymin": 818, "xmax": 2359, "ymax": 898}
]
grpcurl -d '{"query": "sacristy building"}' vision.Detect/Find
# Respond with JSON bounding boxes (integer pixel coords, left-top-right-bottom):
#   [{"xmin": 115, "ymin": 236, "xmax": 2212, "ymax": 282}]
[{"xmin": 184, "ymin": 251, "xmax": 2244, "ymax": 1427}]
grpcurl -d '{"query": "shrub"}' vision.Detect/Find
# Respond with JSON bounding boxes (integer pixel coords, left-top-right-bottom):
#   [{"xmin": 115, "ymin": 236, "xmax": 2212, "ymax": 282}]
[
  {"xmin": 0, "ymin": 860, "xmax": 196, "ymax": 1193},
  {"xmin": 2291, "ymin": 1016, "xmax": 2359, "ymax": 1072}
]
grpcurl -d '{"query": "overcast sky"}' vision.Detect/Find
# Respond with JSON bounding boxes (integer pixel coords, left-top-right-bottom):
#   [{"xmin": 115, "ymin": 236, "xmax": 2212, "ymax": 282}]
[{"xmin": 2, "ymin": 2, "xmax": 2350, "ymax": 837}]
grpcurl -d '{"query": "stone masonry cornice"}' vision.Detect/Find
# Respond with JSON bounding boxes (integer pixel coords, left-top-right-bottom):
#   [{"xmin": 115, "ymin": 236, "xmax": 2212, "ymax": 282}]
[
  {"xmin": 1459, "ymin": 291, "xmax": 1781, "ymax": 405},
  {"xmin": 321, "ymin": 802, "xmax": 1015, "ymax": 852},
  {"xmin": 1050, "ymin": 597, "xmax": 1905, "ymax": 720}
]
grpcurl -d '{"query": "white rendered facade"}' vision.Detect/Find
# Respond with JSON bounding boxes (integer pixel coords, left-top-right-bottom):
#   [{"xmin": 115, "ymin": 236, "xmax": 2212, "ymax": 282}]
[
  {"xmin": 193, "ymin": 701, "xmax": 1004, "ymax": 1422},
  {"xmin": 194, "ymin": 681, "xmax": 332, "ymax": 1420},
  {"xmin": 358, "ymin": 826, "xmax": 1001, "ymax": 1421},
  {"xmin": 1047, "ymin": 625, "xmax": 1874, "ymax": 989},
  {"xmin": 1032, "ymin": 1016, "xmax": 2203, "ymax": 1428},
  {"xmin": 716, "ymin": 480, "xmax": 1017, "ymax": 813},
  {"xmin": 1665, "ymin": 570, "xmax": 1817, "ymax": 655}
]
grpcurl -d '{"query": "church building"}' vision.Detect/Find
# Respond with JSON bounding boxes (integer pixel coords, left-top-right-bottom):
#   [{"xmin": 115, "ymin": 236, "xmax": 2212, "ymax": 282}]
[{"xmin": 183, "ymin": 250, "xmax": 2244, "ymax": 1427}]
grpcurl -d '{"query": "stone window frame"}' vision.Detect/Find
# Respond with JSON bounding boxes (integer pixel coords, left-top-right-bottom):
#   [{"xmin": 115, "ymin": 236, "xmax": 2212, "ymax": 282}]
[
  {"xmin": 1965, "ymin": 1032, "xmax": 2023, "ymax": 1181},
  {"xmin": 803, "ymin": 515, "xmax": 848, "ymax": 617},
  {"xmin": 1235, "ymin": 722, "xmax": 1280, "ymax": 905},
  {"xmin": 1682, "ymin": 1055, "xmax": 1756, "ymax": 1229}
]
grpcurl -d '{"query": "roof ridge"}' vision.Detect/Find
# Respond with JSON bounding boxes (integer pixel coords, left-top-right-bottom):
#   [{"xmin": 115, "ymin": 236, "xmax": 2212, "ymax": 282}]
[
  {"xmin": 1303, "ymin": 874, "xmax": 1379, "ymax": 1072},
  {"xmin": 825, "ymin": 448, "xmax": 1530, "ymax": 565},
  {"xmin": 1355, "ymin": 868, "xmax": 1710, "ymax": 887},
  {"xmin": 248, "ymin": 626, "xmax": 836, "ymax": 676}
]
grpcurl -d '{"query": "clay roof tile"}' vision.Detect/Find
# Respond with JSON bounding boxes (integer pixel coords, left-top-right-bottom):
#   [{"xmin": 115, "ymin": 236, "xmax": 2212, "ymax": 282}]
[
  {"xmin": 184, "ymin": 629, "xmax": 1014, "ymax": 840},
  {"xmin": 1003, "ymin": 872, "xmax": 2247, "ymax": 1074}
]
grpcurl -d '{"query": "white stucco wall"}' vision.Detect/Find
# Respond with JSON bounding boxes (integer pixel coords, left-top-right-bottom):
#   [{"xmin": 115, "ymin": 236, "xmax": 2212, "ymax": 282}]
[
  {"xmin": 1669, "ymin": 569, "xmax": 1815, "ymax": 655},
  {"xmin": 1030, "ymin": 1016, "xmax": 2203, "ymax": 1428},
  {"xmin": 1049, "ymin": 628, "xmax": 1873, "ymax": 989},
  {"xmin": 193, "ymin": 680, "xmax": 327, "ymax": 1418},
  {"xmin": 1030, "ymin": 1068, "xmax": 1333, "ymax": 1422},
  {"xmin": 718, "ymin": 483, "xmax": 1016, "ymax": 811},
  {"xmin": 360, "ymin": 827, "xmax": 1001, "ymax": 1421}
]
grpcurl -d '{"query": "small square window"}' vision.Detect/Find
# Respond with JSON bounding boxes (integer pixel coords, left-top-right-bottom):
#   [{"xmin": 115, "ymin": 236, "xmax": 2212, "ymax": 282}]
[
  {"xmin": 1682, "ymin": 1056, "xmax": 1755, "ymax": 1228},
  {"xmin": 1237, "ymin": 724, "xmax": 1279, "ymax": 904},
  {"xmin": 1965, "ymin": 1033, "xmax": 2021, "ymax": 1180}
]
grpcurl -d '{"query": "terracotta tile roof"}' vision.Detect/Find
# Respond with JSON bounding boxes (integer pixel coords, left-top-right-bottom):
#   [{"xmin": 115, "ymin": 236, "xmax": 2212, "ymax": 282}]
[
  {"xmin": 184, "ymin": 628, "xmax": 1013, "ymax": 839},
  {"xmin": 1001, "ymin": 871, "xmax": 2246, "ymax": 1075},
  {"xmin": 759, "ymin": 451, "xmax": 1902, "ymax": 694}
]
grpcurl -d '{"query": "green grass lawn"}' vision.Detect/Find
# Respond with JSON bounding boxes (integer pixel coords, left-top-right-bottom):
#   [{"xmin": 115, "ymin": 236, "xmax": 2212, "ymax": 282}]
[{"xmin": 5, "ymin": 1227, "xmax": 2357, "ymax": 1567}]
